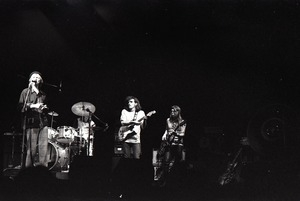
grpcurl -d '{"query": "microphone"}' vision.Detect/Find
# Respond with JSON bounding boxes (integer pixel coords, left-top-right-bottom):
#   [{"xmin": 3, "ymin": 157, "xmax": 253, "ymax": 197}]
[
  {"xmin": 59, "ymin": 81, "xmax": 62, "ymax": 92},
  {"xmin": 29, "ymin": 80, "xmax": 36, "ymax": 88},
  {"xmin": 104, "ymin": 124, "xmax": 109, "ymax": 132}
]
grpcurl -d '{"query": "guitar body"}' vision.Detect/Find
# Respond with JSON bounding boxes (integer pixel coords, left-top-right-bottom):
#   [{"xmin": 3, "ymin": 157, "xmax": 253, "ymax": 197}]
[
  {"xmin": 157, "ymin": 120, "xmax": 186, "ymax": 157},
  {"xmin": 117, "ymin": 126, "xmax": 137, "ymax": 141},
  {"xmin": 166, "ymin": 132, "xmax": 177, "ymax": 144},
  {"xmin": 118, "ymin": 110, "xmax": 156, "ymax": 141}
]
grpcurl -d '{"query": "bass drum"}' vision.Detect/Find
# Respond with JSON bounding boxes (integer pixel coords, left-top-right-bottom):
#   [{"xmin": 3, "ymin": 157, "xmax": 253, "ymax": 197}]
[{"xmin": 45, "ymin": 142, "xmax": 69, "ymax": 171}]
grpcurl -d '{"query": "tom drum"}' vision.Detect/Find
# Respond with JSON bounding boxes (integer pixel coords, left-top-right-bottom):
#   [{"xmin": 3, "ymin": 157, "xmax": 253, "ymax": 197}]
[{"xmin": 56, "ymin": 126, "xmax": 76, "ymax": 144}]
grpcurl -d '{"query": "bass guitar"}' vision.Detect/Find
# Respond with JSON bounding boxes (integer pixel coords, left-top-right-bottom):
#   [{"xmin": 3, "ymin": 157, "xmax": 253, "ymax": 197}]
[
  {"xmin": 157, "ymin": 120, "xmax": 186, "ymax": 157},
  {"xmin": 118, "ymin": 110, "xmax": 156, "ymax": 141}
]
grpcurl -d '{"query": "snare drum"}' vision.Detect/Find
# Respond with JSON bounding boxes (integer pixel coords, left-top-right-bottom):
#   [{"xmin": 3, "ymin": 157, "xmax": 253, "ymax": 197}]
[
  {"xmin": 37, "ymin": 141, "xmax": 69, "ymax": 171},
  {"xmin": 56, "ymin": 126, "xmax": 77, "ymax": 144}
]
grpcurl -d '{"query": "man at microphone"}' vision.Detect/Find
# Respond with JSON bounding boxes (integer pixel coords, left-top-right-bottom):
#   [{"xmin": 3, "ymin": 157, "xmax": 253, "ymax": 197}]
[{"xmin": 18, "ymin": 71, "xmax": 49, "ymax": 168}]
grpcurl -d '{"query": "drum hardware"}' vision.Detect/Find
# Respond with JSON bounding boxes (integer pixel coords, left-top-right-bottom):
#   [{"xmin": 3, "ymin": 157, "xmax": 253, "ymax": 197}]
[
  {"xmin": 75, "ymin": 126, "xmax": 94, "ymax": 156},
  {"xmin": 72, "ymin": 135, "xmax": 86, "ymax": 156},
  {"xmin": 71, "ymin": 137, "xmax": 86, "ymax": 151},
  {"xmin": 47, "ymin": 111, "xmax": 58, "ymax": 129},
  {"xmin": 48, "ymin": 111, "xmax": 59, "ymax": 117},
  {"xmin": 71, "ymin": 101, "xmax": 109, "ymax": 156},
  {"xmin": 71, "ymin": 102, "xmax": 95, "ymax": 156},
  {"xmin": 48, "ymin": 110, "xmax": 59, "ymax": 142}
]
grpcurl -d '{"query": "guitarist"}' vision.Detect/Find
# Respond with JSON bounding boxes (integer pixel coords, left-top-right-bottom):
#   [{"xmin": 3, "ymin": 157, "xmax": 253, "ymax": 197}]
[
  {"xmin": 154, "ymin": 105, "xmax": 186, "ymax": 187},
  {"xmin": 119, "ymin": 96, "xmax": 146, "ymax": 159},
  {"xmin": 110, "ymin": 96, "xmax": 147, "ymax": 199}
]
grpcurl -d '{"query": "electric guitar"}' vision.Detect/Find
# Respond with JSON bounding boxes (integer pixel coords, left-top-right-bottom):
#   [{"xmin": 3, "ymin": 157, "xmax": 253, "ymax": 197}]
[
  {"xmin": 218, "ymin": 147, "xmax": 243, "ymax": 185},
  {"xmin": 158, "ymin": 120, "xmax": 186, "ymax": 157},
  {"xmin": 118, "ymin": 110, "xmax": 156, "ymax": 141}
]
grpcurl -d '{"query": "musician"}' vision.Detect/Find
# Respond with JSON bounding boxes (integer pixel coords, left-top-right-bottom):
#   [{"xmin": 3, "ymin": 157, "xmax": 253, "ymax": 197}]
[
  {"xmin": 74, "ymin": 115, "xmax": 96, "ymax": 156},
  {"xmin": 154, "ymin": 105, "xmax": 186, "ymax": 187},
  {"xmin": 118, "ymin": 96, "xmax": 146, "ymax": 159},
  {"xmin": 18, "ymin": 71, "xmax": 49, "ymax": 168}
]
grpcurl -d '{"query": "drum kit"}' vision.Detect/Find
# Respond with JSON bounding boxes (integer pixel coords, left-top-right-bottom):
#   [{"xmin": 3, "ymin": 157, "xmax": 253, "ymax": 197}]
[{"xmin": 42, "ymin": 102, "xmax": 98, "ymax": 172}]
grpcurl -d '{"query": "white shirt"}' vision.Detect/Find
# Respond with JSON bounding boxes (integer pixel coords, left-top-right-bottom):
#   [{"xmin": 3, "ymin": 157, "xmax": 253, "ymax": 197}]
[{"xmin": 120, "ymin": 109, "xmax": 145, "ymax": 143}]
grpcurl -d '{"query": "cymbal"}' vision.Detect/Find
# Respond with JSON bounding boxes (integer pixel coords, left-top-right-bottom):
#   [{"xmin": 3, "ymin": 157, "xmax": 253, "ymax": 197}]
[
  {"xmin": 71, "ymin": 102, "xmax": 96, "ymax": 116},
  {"xmin": 48, "ymin": 111, "xmax": 59, "ymax": 116}
]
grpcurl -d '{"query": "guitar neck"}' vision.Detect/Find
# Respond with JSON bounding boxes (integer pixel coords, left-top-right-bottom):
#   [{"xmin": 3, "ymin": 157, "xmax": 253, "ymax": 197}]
[
  {"xmin": 137, "ymin": 116, "xmax": 146, "ymax": 122},
  {"xmin": 137, "ymin": 110, "xmax": 156, "ymax": 122},
  {"xmin": 173, "ymin": 120, "xmax": 186, "ymax": 132}
]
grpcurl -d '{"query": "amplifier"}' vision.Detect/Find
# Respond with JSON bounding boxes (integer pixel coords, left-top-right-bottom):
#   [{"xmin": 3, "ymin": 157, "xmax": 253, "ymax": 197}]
[{"xmin": 114, "ymin": 142, "xmax": 123, "ymax": 156}]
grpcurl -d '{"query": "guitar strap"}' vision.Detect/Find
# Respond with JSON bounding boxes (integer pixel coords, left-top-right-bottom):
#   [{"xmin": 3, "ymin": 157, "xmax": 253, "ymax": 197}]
[
  {"xmin": 130, "ymin": 111, "xmax": 138, "ymax": 132},
  {"xmin": 133, "ymin": 111, "xmax": 138, "ymax": 121}
]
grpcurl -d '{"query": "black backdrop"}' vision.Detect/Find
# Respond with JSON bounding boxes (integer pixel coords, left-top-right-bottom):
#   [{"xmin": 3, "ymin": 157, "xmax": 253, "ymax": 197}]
[{"xmin": 1, "ymin": 0, "xmax": 300, "ymax": 167}]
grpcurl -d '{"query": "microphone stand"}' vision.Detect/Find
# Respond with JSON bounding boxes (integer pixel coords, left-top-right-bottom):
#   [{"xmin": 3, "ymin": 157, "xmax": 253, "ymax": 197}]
[{"xmin": 20, "ymin": 87, "xmax": 31, "ymax": 169}]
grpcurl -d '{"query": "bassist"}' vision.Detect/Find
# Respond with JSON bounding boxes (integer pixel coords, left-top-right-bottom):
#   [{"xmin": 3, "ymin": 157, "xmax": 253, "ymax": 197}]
[{"xmin": 154, "ymin": 105, "xmax": 187, "ymax": 187}]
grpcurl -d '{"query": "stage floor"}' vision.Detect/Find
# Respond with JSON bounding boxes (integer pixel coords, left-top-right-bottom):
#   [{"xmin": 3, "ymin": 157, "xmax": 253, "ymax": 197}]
[{"xmin": 2, "ymin": 157, "xmax": 300, "ymax": 201}]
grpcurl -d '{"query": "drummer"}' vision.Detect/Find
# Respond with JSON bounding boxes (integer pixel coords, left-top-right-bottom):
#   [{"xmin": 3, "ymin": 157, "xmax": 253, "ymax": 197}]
[{"xmin": 74, "ymin": 115, "xmax": 96, "ymax": 156}]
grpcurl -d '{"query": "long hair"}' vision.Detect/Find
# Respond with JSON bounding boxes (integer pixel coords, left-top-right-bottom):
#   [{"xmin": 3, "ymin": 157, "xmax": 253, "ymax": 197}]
[
  {"xmin": 28, "ymin": 71, "xmax": 43, "ymax": 89},
  {"xmin": 170, "ymin": 105, "xmax": 183, "ymax": 123},
  {"xmin": 124, "ymin": 96, "xmax": 142, "ymax": 112}
]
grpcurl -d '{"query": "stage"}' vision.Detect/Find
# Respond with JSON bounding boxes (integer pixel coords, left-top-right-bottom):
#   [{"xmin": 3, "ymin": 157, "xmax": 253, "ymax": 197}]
[{"xmin": 2, "ymin": 152, "xmax": 300, "ymax": 201}]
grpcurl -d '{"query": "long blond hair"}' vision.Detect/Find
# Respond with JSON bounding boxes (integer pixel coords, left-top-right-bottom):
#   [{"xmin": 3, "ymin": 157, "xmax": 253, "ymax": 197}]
[{"xmin": 170, "ymin": 105, "xmax": 183, "ymax": 123}]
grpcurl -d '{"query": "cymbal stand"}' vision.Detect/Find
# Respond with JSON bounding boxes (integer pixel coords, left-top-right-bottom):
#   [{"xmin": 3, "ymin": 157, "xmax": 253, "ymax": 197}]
[
  {"xmin": 78, "ymin": 117, "xmax": 84, "ymax": 156},
  {"xmin": 87, "ymin": 113, "xmax": 92, "ymax": 156},
  {"xmin": 8, "ymin": 130, "xmax": 16, "ymax": 168},
  {"xmin": 86, "ymin": 108, "xmax": 109, "ymax": 130},
  {"xmin": 50, "ymin": 113, "xmax": 54, "ymax": 130},
  {"xmin": 85, "ymin": 109, "xmax": 109, "ymax": 156}
]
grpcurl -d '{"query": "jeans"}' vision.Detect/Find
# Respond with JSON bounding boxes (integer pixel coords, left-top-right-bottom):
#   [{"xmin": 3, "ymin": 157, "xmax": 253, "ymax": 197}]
[{"xmin": 123, "ymin": 142, "xmax": 141, "ymax": 159}]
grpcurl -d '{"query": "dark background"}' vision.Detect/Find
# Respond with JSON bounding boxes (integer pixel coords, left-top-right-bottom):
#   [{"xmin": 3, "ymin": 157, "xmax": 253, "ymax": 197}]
[{"xmin": 1, "ymin": 0, "xmax": 300, "ymax": 175}]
